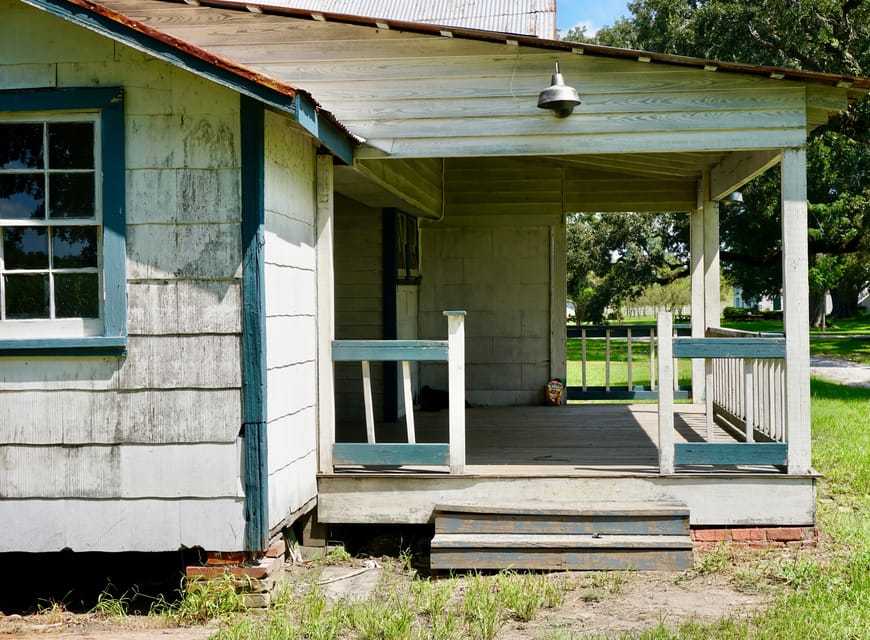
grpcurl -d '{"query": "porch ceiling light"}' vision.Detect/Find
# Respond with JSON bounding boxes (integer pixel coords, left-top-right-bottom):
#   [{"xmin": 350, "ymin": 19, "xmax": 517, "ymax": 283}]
[
  {"xmin": 722, "ymin": 191, "xmax": 744, "ymax": 205},
  {"xmin": 537, "ymin": 62, "xmax": 581, "ymax": 118}
]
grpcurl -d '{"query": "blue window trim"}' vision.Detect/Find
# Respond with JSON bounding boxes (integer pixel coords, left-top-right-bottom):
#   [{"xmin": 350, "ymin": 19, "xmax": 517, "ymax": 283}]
[{"xmin": 0, "ymin": 87, "xmax": 127, "ymax": 356}]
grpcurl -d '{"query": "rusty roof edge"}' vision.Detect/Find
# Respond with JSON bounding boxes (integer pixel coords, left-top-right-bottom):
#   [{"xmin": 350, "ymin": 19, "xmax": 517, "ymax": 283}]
[
  {"xmin": 29, "ymin": 0, "xmax": 363, "ymax": 147},
  {"xmin": 187, "ymin": 0, "xmax": 870, "ymax": 93}
]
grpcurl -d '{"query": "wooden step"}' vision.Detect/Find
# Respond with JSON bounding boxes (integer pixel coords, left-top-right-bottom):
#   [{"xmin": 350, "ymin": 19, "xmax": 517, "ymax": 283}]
[
  {"xmin": 434, "ymin": 500, "xmax": 690, "ymax": 536},
  {"xmin": 430, "ymin": 500, "xmax": 693, "ymax": 571},
  {"xmin": 430, "ymin": 533, "xmax": 694, "ymax": 571}
]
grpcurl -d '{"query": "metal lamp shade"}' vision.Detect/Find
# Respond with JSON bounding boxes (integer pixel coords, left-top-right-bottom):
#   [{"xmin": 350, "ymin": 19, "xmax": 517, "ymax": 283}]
[{"xmin": 537, "ymin": 62, "xmax": 580, "ymax": 117}]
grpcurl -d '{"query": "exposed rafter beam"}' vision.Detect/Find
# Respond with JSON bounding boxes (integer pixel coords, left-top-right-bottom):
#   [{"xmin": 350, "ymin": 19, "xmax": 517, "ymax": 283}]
[{"xmin": 710, "ymin": 150, "xmax": 781, "ymax": 201}]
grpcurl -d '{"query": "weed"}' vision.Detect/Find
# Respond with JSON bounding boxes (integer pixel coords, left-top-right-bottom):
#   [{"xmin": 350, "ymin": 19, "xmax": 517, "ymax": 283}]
[
  {"xmin": 324, "ymin": 543, "xmax": 352, "ymax": 564},
  {"xmin": 692, "ymin": 542, "xmax": 731, "ymax": 576},
  {"xmin": 462, "ymin": 572, "xmax": 503, "ymax": 640},
  {"xmin": 36, "ymin": 599, "xmax": 68, "ymax": 625},
  {"xmin": 580, "ymin": 587, "xmax": 604, "ymax": 602},
  {"xmin": 542, "ymin": 574, "xmax": 572, "ymax": 609},
  {"xmin": 499, "ymin": 571, "xmax": 544, "ymax": 622},
  {"xmin": 91, "ymin": 587, "xmax": 129, "ymax": 617},
  {"xmin": 173, "ymin": 574, "xmax": 247, "ymax": 624}
]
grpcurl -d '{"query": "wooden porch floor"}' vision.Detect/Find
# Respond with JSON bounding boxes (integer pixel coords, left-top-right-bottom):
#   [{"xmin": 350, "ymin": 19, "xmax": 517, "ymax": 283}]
[{"xmin": 335, "ymin": 404, "xmax": 784, "ymax": 476}]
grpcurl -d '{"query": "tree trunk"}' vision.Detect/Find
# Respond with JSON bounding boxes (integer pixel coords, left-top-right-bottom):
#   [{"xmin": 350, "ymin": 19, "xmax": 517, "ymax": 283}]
[{"xmin": 809, "ymin": 291, "xmax": 826, "ymax": 328}]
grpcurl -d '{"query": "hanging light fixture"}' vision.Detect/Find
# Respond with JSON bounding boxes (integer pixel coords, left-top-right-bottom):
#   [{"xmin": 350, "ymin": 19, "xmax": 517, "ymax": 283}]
[{"xmin": 537, "ymin": 62, "xmax": 581, "ymax": 118}]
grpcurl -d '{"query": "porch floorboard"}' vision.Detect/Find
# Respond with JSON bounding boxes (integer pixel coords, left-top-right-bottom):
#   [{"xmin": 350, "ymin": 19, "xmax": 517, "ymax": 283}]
[{"xmin": 334, "ymin": 403, "xmax": 783, "ymax": 476}]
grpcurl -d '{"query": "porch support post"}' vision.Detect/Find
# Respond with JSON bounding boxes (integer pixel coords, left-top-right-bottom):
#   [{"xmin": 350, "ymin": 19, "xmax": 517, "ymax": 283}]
[
  {"xmin": 781, "ymin": 148, "xmax": 812, "ymax": 474},
  {"xmin": 703, "ymin": 174, "xmax": 720, "ymax": 439},
  {"xmin": 316, "ymin": 154, "xmax": 336, "ymax": 474},
  {"xmin": 550, "ymin": 219, "xmax": 567, "ymax": 383},
  {"xmin": 690, "ymin": 181, "xmax": 705, "ymax": 402},
  {"xmin": 444, "ymin": 311, "xmax": 466, "ymax": 474},
  {"xmin": 657, "ymin": 312, "xmax": 675, "ymax": 474}
]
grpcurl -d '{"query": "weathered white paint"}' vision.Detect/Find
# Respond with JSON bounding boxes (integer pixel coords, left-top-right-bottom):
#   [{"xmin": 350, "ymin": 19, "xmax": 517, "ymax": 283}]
[
  {"xmin": 690, "ymin": 202, "xmax": 705, "ymax": 401},
  {"xmin": 128, "ymin": 281, "xmax": 241, "ymax": 335},
  {"xmin": 362, "ymin": 360, "xmax": 377, "ymax": 443},
  {"xmin": 550, "ymin": 220, "xmax": 567, "ymax": 382},
  {"xmin": 316, "ymin": 154, "xmax": 336, "ymax": 473},
  {"xmin": 316, "ymin": 474, "xmax": 816, "ymax": 526},
  {"xmin": 0, "ymin": 389, "xmax": 241, "ymax": 444},
  {"xmin": 127, "ymin": 169, "xmax": 241, "ymax": 225},
  {"xmin": 354, "ymin": 158, "xmax": 443, "ymax": 218},
  {"xmin": 402, "ymin": 360, "xmax": 416, "ymax": 442},
  {"xmin": 419, "ymin": 222, "xmax": 550, "ymax": 406},
  {"xmin": 657, "ymin": 313, "xmax": 675, "ymax": 474},
  {"xmin": 263, "ymin": 111, "xmax": 321, "ymax": 528},
  {"xmin": 0, "ymin": 2, "xmax": 248, "ymax": 552},
  {"xmin": 333, "ymin": 196, "xmax": 384, "ymax": 424},
  {"xmin": 0, "ymin": 498, "xmax": 245, "ymax": 552},
  {"xmin": 709, "ymin": 150, "xmax": 780, "ymax": 201},
  {"xmin": 781, "ymin": 148, "xmax": 812, "ymax": 475},
  {"xmin": 396, "ymin": 284, "xmax": 419, "ymax": 418},
  {"xmin": 0, "ymin": 442, "xmax": 243, "ymax": 498},
  {"xmin": 445, "ymin": 311, "xmax": 466, "ymax": 474}
]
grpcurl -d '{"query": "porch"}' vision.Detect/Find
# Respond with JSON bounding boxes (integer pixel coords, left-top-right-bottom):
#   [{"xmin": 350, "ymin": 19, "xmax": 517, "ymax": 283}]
[{"xmin": 332, "ymin": 403, "xmax": 777, "ymax": 477}]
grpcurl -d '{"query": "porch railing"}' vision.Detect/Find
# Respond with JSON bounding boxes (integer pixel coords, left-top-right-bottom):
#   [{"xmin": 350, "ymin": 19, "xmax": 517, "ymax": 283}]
[
  {"xmin": 657, "ymin": 313, "xmax": 787, "ymax": 473},
  {"xmin": 566, "ymin": 324, "xmax": 691, "ymax": 400},
  {"xmin": 331, "ymin": 311, "xmax": 466, "ymax": 474}
]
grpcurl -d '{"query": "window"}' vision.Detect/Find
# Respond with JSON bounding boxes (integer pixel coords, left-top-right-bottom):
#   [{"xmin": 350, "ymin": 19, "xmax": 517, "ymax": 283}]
[{"xmin": 0, "ymin": 88, "xmax": 126, "ymax": 353}]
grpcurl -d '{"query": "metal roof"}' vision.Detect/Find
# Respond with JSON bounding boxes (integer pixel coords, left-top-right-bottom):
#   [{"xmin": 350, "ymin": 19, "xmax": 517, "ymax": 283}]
[{"xmin": 220, "ymin": 0, "xmax": 557, "ymax": 38}]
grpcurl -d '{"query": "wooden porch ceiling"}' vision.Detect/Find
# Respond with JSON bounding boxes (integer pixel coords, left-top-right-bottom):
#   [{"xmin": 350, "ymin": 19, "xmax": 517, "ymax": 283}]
[{"xmin": 334, "ymin": 403, "xmax": 785, "ymax": 476}]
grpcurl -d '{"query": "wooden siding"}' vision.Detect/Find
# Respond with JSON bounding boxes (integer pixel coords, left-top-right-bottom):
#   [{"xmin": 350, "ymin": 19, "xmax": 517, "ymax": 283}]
[
  {"xmin": 419, "ymin": 220, "xmax": 552, "ymax": 406},
  {"xmin": 333, "ymin": 195, "xmax": 386, "ymax": 428},
  {"xmin": 263, "ymin": 111, "xmax": 320, "ymax": 530},
  {"xmin": 87, "ymin": 0, "xmax": 840, "ymax": 162},
  {"xmin": 0, "ymin": 1, "xmax": 245, "ymax": 552}
]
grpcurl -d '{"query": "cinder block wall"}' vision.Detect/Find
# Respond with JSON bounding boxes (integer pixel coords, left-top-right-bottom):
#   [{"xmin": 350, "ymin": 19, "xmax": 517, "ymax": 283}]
[{"xmin": 419, "ymin": 222, "xmax": 552, "ymax": 406}]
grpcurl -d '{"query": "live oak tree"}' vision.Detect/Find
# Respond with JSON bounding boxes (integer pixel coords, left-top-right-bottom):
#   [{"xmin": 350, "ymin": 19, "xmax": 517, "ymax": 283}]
[{"xmin": 567, "ymin": 0, "xmax": 870, "ymax": 323}]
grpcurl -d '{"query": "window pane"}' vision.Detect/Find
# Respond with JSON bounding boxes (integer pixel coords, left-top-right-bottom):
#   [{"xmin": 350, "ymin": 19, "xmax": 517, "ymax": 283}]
[
  {"xmin": 3, "ymin": 226, "xmax": 48, "ymax": 269},
  {"xmin": 52, "ymin": 226, "xmax": 98, "ymax": 268},
  {"xmin": 55, "ymin": 273, "xmax": 99, "ymax": 318},
  {"xmin": 49, "ymin": 122, "xmax": 94, "ymax": 169},
  {"xmin": 0, "ymin": 174, "xmax": 45, "ymax": 220},
  {"xmin": 4, "ymin": 274, "xmax": 49, "ymax": 318},
  {"xmin": 49, "ymin": 173, "xmax": 95, "ymax": 218},
  {"xmin": 0, "ymin": 123, "xmax": 44, "ymax": 169}
]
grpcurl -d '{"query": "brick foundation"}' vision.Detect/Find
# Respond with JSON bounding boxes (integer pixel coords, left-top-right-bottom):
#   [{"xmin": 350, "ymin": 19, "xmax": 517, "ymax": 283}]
[
  {"xmin": 691, "ymin": 526, "xmax": 818, "ymax": 548},
  {"xmin": 185, "ymin": 539, "xmax": 288, "ymax": 608}
]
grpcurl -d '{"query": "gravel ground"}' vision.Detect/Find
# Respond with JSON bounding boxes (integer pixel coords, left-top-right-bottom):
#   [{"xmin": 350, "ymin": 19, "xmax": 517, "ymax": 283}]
[{"xmin": 810, "ymin": 356, "xmax": 870, "ymax": 388}]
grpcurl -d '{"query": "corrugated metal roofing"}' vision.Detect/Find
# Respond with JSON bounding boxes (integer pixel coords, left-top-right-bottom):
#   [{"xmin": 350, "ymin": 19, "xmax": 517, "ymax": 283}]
[{"xmin": 221, "ymin": 0, "xmax": 557, "ymax": 37}]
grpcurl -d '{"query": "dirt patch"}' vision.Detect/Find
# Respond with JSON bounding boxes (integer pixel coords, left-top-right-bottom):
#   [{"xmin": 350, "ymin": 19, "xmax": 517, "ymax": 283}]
[{"xmin": 1, "ymin": 546, "xmax": 796, "ymax": 639}]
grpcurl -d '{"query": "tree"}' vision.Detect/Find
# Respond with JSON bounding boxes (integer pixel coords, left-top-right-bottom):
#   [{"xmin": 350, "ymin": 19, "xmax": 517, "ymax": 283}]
[
  {"xmin": 573, "ymin": 0, "xmax": 870, "ymax": 323},
  {"xmin": 567, "ymin": 212, "xmax": 688, "ymax": 322}
]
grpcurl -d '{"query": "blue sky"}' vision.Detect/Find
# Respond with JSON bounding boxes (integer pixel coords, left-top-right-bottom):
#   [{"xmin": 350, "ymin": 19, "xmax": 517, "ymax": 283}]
[{"xmin": 556, "ymin": 0, "xmax": 631, "ymax": 37}]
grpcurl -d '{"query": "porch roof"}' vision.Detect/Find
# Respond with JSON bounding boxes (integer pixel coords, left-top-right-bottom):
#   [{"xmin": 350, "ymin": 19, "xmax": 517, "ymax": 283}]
[{"xmin": 25, "ymin": 0, "xmax": 870, "ymax": 214}]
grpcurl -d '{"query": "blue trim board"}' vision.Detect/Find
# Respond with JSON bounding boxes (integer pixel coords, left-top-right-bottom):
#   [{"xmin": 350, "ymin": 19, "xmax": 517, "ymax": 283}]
[
  {"xmin": 22, "ymin": 0, "xmax": 354, "ymax": 165},
  {"xmin": 0, "ymin": 87, "xmax": 127, "ymax": 354},
  {"xmin": 674, "ymin": 443, "xmax": 788, "ymax": 466},
  {"xmin": 240, "ymin": 95, "xmax": 269, "ymax": 553},
  {"xmin": 333, "ymin": 341, "xmax": 449, "ymax": 362},
  {"xmin": 333, "ymin": 443, "xmax": 451, "ymax": 466},
  {"xmin": 673, "ymin": 338, "xmax": 786, "ymax": 359}
]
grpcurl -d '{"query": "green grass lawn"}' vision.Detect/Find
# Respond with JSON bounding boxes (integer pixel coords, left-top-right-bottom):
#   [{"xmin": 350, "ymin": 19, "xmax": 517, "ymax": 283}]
[
  {"xmin": 566, "ymin": 337, "xmax": 692, "ymax": 388},
  {"xmin": 584, "ymin": 379, "xmax": 870, "ymax": 640}
]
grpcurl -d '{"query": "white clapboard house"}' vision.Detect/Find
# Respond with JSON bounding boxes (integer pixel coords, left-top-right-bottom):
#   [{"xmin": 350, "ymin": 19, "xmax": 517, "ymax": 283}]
[{"xmin": 1, "ymin": 0, "xmax": 867, "ymax": 569}]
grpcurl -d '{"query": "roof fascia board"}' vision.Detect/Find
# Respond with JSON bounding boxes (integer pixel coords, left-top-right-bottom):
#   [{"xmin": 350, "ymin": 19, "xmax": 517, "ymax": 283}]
[
  {"xmin": 194, "ymin": 0, "xmax": 870, "ymax": 92},
  {"xmin": 21, "ymin": 0, "xmax": 355, "ymax": 164}
]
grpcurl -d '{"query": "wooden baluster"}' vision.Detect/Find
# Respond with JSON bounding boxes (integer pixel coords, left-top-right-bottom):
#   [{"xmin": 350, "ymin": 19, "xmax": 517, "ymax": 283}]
[
  {"xmin": 402, "ymin": 360, "xmax": 415, "ymax": 444},
  {"xmin": 445, "ymin": 311, "xmax": 466, "ymax": 474},
  {"xmin": 627, "ymin": 328, "xmax": 633, "ymax": 391},
  {"xmin": 658, "ymin": 313, "xmax": 675, "ymax": 474},
  {"xmin": 362, "ymin": 360, "xmax": 376, "ymax": 444}
]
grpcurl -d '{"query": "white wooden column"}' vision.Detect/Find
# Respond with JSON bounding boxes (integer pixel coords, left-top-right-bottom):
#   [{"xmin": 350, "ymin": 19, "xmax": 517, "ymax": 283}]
[
  {"xmin": 657, "ymin": 312, "xmax": 675, "ymax": 474},
  {"xmin": 316, "ymin": 154, "xmax": 336, "ymax": 473},
  {"xmin": 690, "ymin": 186, "xmax": 705, "ymax": 402},
  {"xmin": 781, "ymin": 148, "xmax": 812, "ymax": 474},
  {"xmin": 444, "ymin": 311, "xmax": 466, "ymax": 474},
  {"xmin": 550, "ymin": 220, "xmax": 568, "ymax": 382},
  {"xmin": 703, "ymin": 174, "xmax": 720, "ymax": 436}
]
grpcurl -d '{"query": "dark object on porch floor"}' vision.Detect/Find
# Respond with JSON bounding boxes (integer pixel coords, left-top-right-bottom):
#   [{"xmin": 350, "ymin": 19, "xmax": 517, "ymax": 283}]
[{"xmin": 420, "ymin": 385, "xmax": 449, "ymax": 411}]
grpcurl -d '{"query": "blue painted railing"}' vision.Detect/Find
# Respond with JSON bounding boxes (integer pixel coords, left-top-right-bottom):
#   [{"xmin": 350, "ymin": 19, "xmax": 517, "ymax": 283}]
[
  {"xmin": 331, "ymin": 311, "xmax": 466, "ymax": 473},
  {"xmin": 657, "ymin": 314, "xmax": 787, "ymax": 472}
]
